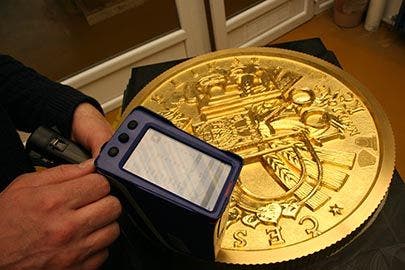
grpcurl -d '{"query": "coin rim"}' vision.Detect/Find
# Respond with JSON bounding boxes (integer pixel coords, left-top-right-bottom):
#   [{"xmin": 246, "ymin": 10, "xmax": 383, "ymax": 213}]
[{"xmin": 122, "ymin": 47, "xmax": 395, "ymax": 264}]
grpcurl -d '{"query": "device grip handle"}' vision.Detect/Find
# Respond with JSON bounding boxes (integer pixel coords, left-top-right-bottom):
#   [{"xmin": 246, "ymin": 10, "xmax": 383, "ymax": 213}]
[{"xmin": 26, "ymin": 126, "xmax": 91, "ymax": 167}]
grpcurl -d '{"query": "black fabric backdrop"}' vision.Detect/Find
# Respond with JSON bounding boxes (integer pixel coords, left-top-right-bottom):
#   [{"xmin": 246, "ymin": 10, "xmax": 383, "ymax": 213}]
[
  {"xmin": 395, "ymin": 1, "xmax": 405, "ymax": 33},
  {"xmin": 107, "ymin": 38, "xmax": 405, "ymax": 270}
]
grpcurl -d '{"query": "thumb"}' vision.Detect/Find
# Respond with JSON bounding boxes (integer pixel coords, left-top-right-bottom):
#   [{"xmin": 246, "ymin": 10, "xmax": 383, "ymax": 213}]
[{"xmin": 87, "ymin": 132, "xmax": 112, "ymax": 157}]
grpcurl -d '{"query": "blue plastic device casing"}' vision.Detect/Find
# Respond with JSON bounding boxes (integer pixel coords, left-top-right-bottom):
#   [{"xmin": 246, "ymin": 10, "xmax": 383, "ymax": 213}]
[{"xmin": 95, "ymin": 106, "xmax": 242, "ymax": 260}]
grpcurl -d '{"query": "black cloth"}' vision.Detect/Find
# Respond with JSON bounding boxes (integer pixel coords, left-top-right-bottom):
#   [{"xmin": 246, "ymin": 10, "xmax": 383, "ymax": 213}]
[
  {"xmin": 395, "ymin": 1, "xmax": 405, "ymax": 33},
  {"xmin": 0, "ymin": 54, "xmax": 102, "ymax": 190},
  {"xmin": 120, "ymin": 38, "xmax": 405, "ymax": 269}
]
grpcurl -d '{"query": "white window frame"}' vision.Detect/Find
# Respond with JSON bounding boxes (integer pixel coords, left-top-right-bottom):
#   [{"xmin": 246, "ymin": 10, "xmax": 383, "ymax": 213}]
[
  {"xmin": 62, "ymin": 0, "xmax": 211, "ymax": 113},
  {"xmin": 62, "ymin": 0, "xmax": 336, "ymax": 113},
  {"xmin": 209, "ymin": 0, "xmax": 315, "ymax": 49},
  {"xmin": 314, "ymin": 0, "xmax": 334, "ymax": 15}
]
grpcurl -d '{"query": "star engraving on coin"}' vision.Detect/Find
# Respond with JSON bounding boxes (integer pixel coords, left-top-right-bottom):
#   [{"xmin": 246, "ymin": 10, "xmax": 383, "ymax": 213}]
[{"xmin": 329, "ymin": 204, "xmax": 343, "ymax": 216}]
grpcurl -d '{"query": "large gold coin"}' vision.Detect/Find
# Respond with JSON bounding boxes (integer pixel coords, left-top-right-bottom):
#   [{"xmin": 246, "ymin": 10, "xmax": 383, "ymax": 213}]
[{"xmin": 122, "ymin": 48, "xmax": 395, "ymax": 264}]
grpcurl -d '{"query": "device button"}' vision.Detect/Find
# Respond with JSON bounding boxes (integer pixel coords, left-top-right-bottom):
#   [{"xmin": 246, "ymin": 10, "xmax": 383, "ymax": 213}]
[
  {"xmin": 50, "ymin": 138, "xmax": 67, "ymax": 152},
  {"xmin": 108, "ymin": 147, "xmax": 119, "ymax": 157},
  {"xmin": 127, "ymin": 120, "xmax": 138, "ymax": 130},
  {"xmin": 118, "ymin": 133, "xmax": 129, "ymax": 143}
]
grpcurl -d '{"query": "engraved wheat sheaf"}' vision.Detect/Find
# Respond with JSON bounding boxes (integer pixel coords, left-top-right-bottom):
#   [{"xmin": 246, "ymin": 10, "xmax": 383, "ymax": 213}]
[{"xmin": 265, "ymin": 153, "xmax": 298, "ymax": 188}]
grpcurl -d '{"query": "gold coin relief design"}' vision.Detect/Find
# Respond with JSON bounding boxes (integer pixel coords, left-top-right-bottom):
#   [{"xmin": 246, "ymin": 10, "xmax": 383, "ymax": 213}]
[{"xmin": 123, "ymin": 48, "xmax": 394, "ymax": 264}]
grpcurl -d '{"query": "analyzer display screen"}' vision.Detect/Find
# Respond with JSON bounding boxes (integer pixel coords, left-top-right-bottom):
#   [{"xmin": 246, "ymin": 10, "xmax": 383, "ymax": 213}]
[{"xmin": 123, "ymin": 128, "xmax": 231, "ymax": 211}]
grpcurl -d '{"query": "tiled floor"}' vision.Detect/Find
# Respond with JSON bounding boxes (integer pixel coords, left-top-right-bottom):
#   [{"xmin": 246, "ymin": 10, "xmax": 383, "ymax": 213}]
[{"xmin": 107, "ymin": 10, "xmax": 405, "ymax": 177}]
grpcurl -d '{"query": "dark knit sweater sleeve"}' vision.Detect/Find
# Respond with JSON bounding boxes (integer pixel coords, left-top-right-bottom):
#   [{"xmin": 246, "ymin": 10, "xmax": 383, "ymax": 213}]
[{"xmin": 0, "ymin": 54, "xmax": 103, "ymax": 137}]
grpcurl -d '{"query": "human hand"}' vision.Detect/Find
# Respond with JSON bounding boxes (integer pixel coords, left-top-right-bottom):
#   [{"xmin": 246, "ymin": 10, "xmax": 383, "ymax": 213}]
[
  {"xmin": 71, "ymin": 103, "xmax": 113, "ymax": 157},
  {"xmin": 0, "ymin": 160, "xmax": 121, "ymax": 270}
]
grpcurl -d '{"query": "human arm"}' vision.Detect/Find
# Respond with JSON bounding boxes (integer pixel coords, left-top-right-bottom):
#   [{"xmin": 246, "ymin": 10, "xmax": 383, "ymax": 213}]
[
  {"xmin": 0, "ymin": 54, "xmax": 113, "ymax": 156},
  {"xmin": 0, "ymin": 54, "xmax": 119, "ymax": 269},
  {"xmin": 0, "ymin": 54, "xmax": 103, "ymax": 139}
]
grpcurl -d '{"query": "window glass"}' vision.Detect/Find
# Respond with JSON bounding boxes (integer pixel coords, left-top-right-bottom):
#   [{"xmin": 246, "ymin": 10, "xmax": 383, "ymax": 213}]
[{"xmin": 0, "ymin": 0, "xmax": 180, "ymax": 80}]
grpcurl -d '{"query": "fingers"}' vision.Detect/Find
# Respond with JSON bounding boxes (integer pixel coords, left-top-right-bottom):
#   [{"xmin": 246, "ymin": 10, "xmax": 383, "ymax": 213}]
[
  {"xmin": 38, "ymin": 160, "xmax": 95, "ymax": 186},
  {"xmin": 86, "ymin": 121, "xmax": 113, "ymax": 157},
  {"xmin": 84, "ymin": 222, "xmax": 120, "ymax": 255},
  {"xmin": 11, "ymin": 160, "xmax": 95, "ymax": 188},
  {"xmin": 74, "ymin": 195, "xmax": 122, "ymax": 235},
  {"xmin": 89, "ymin": 132, "xmax": 112, "ymax": 157},
  {"xmin": 77, "ymin": 249, "xmax": 109, "ymax": 270},
  {"xmin": 71, "ymin": 103, "xmax": 113, "ymax": 158},
  {"xmin": 52, "ymin": 173, "xmax": 111, "ymax": 209},
  {"xmin": 76, "ymin": 223, "xmax": 120, "ymax": 268}
]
